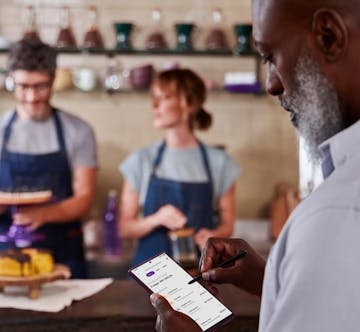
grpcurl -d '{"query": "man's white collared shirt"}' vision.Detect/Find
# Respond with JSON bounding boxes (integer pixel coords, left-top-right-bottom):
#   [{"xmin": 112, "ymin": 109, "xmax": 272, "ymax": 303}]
[{"xmin": 260, "ymin": 120, "xmax": 360, "ymax": 332}]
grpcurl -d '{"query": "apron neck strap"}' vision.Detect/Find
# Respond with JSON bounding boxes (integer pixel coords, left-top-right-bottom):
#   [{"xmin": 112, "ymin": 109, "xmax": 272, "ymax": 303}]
[
  {"xmin": 52, "ymin": 109, "xmax": 66, "ymax": 150},
  {"xmin": 2, "ymin": 111, "xmax": 17, "ymax": 144},
  {"xmin": 1, "ymin": 111, "xmax": 18, "ymax": 157},
  {"xmin": 198, "ymin": 141, "xmax": 213, "ymax": 185},
  {"xmin": 1, "ymin": 108, "xmax": 67, "ymax": 154},
  {"xmin": 151, "ymin": 141, "xmax": 166, "ymax": 175},
  {"xmin": 151, "ymin": 140, "xmax": 213, "ymax": 185}
]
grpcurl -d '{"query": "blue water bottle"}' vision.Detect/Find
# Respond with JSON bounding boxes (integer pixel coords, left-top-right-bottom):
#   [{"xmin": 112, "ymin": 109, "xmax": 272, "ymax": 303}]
[{"xmin": 103, "ymin": 189, "xmax": 121, "ymax": 256}]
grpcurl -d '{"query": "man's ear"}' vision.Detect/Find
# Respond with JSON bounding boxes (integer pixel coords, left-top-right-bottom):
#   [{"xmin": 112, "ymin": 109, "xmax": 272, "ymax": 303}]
[{"xmin": 312, "ymin": 9, "xmax": 348, "ymax": 62}]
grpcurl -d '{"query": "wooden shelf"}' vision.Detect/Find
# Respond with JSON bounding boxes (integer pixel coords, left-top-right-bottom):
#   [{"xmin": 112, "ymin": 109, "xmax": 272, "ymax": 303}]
[
  {"xmin": 0, "ymin": 47, "xmax": 263, "ymax": 92},
  {"xmin": 0, "ymin": 47, "xmax": 259, "ymax": 57}
]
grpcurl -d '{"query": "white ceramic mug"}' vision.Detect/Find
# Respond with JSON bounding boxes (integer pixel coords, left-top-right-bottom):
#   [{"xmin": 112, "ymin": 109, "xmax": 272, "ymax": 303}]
[{"xmin": 72, "ymin": 68, "xmax": 97, "ymax": 92}]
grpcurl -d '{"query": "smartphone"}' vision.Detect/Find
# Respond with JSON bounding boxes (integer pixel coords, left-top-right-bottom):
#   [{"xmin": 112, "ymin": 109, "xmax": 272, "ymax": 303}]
[{"xmin": 128, "ymin": 252, "xmax": 234, "ymax": 332}]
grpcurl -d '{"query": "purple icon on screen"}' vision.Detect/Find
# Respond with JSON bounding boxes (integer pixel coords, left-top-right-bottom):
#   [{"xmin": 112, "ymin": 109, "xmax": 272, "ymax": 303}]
[{"xmin": 146, "ymin": 271, "xmax": 155, "ymax": 277}]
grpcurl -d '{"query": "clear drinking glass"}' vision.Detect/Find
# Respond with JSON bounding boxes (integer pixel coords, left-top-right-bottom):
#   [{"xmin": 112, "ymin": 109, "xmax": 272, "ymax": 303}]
[{"xmin": 168, "ymin": 228, "xmax": 197, "ymax": 269}]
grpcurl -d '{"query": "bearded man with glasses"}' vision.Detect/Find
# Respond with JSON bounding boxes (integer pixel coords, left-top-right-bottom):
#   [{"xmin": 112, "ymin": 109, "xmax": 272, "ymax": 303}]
[{"xmin": 0, "ymin": 38, "xmax": 98, "ymax": 278}]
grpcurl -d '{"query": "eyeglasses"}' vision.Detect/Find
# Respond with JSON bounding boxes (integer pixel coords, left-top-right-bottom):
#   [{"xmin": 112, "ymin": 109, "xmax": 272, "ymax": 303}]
[{"xmin": 13, "ymin": 81, "xmax": 52, "ymax": 94}]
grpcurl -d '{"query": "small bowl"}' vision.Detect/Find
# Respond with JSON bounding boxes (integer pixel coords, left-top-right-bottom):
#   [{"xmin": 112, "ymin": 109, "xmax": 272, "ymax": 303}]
[{"xmin": 130, "ymin": 64, "xmax": 154, "ymax": 90}]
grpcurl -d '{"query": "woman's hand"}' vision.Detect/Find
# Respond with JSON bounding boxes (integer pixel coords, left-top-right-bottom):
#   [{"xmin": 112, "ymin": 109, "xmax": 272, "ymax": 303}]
[
  {"xmin": 154, "ymin": 204, "xmax": 187, "ymax": 230},
  {"xmin": 150, "ymin": 293, "xmax": 202, "ymax": 332},
  {"xmin": 194, "ymin": 228, "xmax": 213, "ymax": 249},
  {"xmin": 199, "ymin": 238, "xmax": 266, "ymax": 297}
]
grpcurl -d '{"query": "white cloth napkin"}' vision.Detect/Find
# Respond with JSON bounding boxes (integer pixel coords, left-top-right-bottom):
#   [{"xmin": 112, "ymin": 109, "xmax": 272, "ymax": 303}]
[{"xmin": 0, "ymin": 278, "xmax": 113, "ymax": 312}]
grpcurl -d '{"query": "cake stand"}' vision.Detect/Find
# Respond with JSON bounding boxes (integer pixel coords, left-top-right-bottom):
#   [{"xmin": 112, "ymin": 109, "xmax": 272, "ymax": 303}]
[{"xmin": 0, "ymin": 264, "xmax": 71, "ymax": 299}]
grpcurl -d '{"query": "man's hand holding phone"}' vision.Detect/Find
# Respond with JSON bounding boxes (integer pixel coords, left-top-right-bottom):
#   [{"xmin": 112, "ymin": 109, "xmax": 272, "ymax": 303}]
[
  {"xmin": 200, "ymin": 238, "xmax": 266, "ymax": 297},
  {"xmin": 129, "ymin": 252, "xmax": 234, "ymax": 332},
  {"xmin": 151, "ymin": 293, "xmax": 202, "ymax": 332}
]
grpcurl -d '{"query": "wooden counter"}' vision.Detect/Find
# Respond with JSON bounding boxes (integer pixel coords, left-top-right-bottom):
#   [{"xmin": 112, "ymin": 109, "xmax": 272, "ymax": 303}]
[{"xmin": 0, "ymin": 280, "xmax": 260, "ymax": 332}]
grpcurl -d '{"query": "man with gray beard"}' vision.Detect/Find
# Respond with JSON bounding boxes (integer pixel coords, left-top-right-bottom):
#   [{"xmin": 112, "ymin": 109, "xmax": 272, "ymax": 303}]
[
  {"xmin": 281, "ymin": 50, "xmax": 343, "ymax": 163},
  {"xmin": 150, "ymin": 0, "xmax": 360, "ymax": 331}
]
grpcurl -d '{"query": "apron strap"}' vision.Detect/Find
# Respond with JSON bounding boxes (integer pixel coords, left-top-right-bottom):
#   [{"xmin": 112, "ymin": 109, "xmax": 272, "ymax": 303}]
[
  {"xmin": 1, "ymin": 109, "xmax": 67, "ymax": 155},
  {"xmin": 51, "ymin": 109, "xmax": 73, "ymax": 184},
  {"xmin": 198, "ymin": 141, "xmax": 214, "ymax": 187},
  {"xmin": 0, "ymin": 109, "xmax": 71, "ymax": 183},
  {"xmin": 151, "ymin": 140, "xmax": 214, "ymax": 190},
  {"xmin": 52, "ymin": 109, "xmax": 67, "ymax": 152},
  {"xmin": 151, "ymin": 141, "xmax": 166, "ymax": 176},
  {"xmin": 1, "ymin": 111, "xmax": 17, "ymax": 157}
]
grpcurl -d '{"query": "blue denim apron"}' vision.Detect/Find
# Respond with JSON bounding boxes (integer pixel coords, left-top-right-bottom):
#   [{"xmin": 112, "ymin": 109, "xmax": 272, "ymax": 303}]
[
  {"xmin": 131, "ymin": 141, "xmax": 215, "ymax": 266},
  {"xmin": 0, "ymin": 110, "xmax": 86, "ymax": 278}
]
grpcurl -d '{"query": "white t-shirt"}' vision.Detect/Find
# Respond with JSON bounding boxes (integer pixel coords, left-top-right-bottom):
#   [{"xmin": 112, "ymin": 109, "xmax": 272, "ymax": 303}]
[
  {"xmin": 119, "ymin": 141, "xmax": 240, "ymax": 206},
  {"xmin": 0, "ymin": 109, "xmax": 98, "ymax": 169},
  {"xmin": 260, "ymin": 120, "xmax": 360, "ymax": 332}
]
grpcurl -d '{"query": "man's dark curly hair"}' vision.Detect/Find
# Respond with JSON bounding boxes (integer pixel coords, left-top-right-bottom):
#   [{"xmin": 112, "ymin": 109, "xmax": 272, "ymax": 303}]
[{"xmin": 7, "ymin": 38, "xmax": 57, "ymax": 76}]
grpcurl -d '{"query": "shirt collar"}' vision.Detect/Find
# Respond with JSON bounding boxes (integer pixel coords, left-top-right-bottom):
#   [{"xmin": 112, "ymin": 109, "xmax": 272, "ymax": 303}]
[
  {"xmin": 319, "ymin": 144, "xmax": 334, "ymax": 179},
  {"xmin": 319, "ymin": 120, "xmax": 360, "ymax": 178}
]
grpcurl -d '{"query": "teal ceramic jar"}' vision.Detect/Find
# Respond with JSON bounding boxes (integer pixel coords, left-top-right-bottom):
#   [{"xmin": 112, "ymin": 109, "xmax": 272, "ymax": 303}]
[
  {"xmin": 233, "ymin": 24, "xmax": 253, "ymax": 54},
  {"xmin": 114, "ymin": 22, "xmax": 134, "ymax": 50},
  {"xmin": 174, "ymin": 23, "xmax": 195, "ymax": 51}
]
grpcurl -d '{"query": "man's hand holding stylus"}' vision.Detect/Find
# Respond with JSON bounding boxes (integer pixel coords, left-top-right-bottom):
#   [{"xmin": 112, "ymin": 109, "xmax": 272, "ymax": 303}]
[{"xmin": 200, "ymin": 238, "xmax": 266, "ymax": 297}]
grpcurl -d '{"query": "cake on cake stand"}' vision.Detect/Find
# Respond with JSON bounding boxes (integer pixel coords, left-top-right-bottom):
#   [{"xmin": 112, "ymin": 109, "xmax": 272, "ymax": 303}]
[
  {"xmin": 0, "ymin": 190, "xmax": 66, "ymax": 299},
  {"xmin": 0, "ymin": 264, "xmax": 71, "ymax": 299}
]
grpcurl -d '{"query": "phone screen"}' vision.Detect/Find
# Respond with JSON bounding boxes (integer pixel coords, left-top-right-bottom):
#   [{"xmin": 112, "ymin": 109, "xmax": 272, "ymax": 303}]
[{"xmin": 129, "ymin": 252, "xmax": 233, "ymax": 332}]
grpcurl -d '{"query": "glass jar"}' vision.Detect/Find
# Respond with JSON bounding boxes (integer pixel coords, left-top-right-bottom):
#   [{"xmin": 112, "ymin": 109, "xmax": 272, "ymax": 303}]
[
  {"xmin": 104, "ymin": 56, "xmax": 131, "ymax": 93},
  {"xmin": 168, "ymin": 228, "xmax": 197, "ymax": 269}
]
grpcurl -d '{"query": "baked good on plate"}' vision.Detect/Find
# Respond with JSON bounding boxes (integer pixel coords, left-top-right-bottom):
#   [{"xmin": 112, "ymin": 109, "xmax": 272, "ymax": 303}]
[
  {"xmin": 0, "ymin": 248, "xmax": 54, "ymax": 277},
  {"xmin": 21, "ymin": 248, "xmax": 54, "ymax": 274}
]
